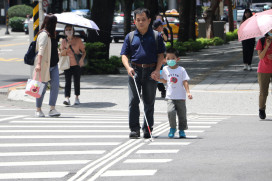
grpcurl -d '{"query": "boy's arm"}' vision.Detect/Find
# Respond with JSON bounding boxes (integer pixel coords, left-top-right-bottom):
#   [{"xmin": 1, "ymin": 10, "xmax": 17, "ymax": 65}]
[
  {"xmin": 157, "ymin": 78, "xmax": 167, "ymax": 84},
  {"xmin": 183, "ymin": 80, "xmax": 193, "ymax": 99}
]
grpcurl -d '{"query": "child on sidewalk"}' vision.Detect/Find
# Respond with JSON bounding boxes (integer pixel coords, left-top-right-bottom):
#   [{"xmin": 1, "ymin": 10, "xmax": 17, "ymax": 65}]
[{"xmin": 157, "ymin": 48, "xmax": 193, "ymax": 138}]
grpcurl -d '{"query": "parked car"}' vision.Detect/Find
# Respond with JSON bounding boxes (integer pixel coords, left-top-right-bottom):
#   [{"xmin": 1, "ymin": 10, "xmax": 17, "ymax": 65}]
[
  {"xmin": 237, "ymin": 9, "xmax": 245, "ymax": 22},
  {"xmin": 111, "ymin": 13, "xmax": 135, "ymax": 43},
  {"xmin": 251, "ymin": 2, "xmax": 271, "ymax": 11},
  {"xmin": 161, "ymin": 12, "xmax": 199, "ymax": 39},
  {"xmin": 56, "ymin": 24, "xmax": 87, "ymax": 42},
  {"xmin": 221, "ymin": 10, "xmax": 228, "ymax": 22}
]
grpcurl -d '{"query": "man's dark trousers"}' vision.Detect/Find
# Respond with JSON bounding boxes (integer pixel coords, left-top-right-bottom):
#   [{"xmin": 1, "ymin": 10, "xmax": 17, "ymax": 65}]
[{"xmin": 128, "ymin": 65, "xmax": 157, "ymax": 133}]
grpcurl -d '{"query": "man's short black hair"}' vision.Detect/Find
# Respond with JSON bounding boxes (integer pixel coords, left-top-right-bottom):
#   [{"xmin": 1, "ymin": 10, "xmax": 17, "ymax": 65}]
[
  {"xmin": 134, "ymin": 8, "xmax": 151, "ymax": 19},
  {"xmin": 166, "ymin": 48, "xmax": 179, "ymax": 57}
]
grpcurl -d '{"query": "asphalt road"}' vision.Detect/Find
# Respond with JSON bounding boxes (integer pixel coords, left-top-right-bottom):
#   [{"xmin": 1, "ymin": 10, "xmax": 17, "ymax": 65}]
[
  {"xmin": 0, "ymin": 94, "xmax": 271, "ymax": 181},
  {"xmin": 0, "ymin": 29, "xmax": 272, "ymax": 181}
]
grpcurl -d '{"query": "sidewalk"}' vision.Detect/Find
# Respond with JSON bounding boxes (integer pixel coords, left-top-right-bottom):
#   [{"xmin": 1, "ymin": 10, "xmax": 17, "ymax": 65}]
[{"xmin": 7, "ymin": 40, "xmax": 266, "ymax": 116}]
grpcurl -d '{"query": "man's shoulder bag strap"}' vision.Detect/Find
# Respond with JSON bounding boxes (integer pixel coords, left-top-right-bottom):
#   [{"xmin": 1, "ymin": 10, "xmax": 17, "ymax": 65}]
[{"xmin": 129, "ymin": 30, "xmax": 159, "ymax": 51}]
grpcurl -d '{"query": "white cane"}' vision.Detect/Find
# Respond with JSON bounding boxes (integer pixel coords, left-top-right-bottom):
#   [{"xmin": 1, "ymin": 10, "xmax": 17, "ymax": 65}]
[{"xmin": 132, "ymin": 75, "xmax": 154, "ymax": 141}]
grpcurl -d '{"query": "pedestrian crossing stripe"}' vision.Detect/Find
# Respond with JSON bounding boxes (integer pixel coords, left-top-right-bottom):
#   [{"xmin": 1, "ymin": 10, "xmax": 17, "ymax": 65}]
[
  {"xmin": 148, "ymin": 142, "xmax": 191, "ymax": 146},
  {"xmin": 0, "ymin": 125, "xmax": 128, "ymax": 128},
  {"xmin": 0, "ymin": 129, "xmax": 130, "ymax": 133},
  {"xmin": 0, "ymin": 172, "xmax": 68, "ymax": 179},
  {"xmin": 0, "ymin": 111, "xmax": 229, "ymax": 180},
  {"xmin": 0, "ymin": 135, "xmax": 128, "ymax": 139},
  {"xmin": 0, "ymin": 150, "xmax": 105, "ymax": 156},
  {"xmin": 124, "ymin": 159, "xmax": 172, "ymax": 163},
  {"xmin": 0, "ymin": 58, "xmax": 23, "ymax": 62},
  {"xmin": 0, "ymin": 142, "xmax": 121, "ymax": 147},
  {"xmin": 101, "ymin": 170, "xmax": 157, "ymax": 177},
  {"xmin": 0, "ymin": 160, "xmax": 90, "ymax": 167},
  {"xmin": 136, "ymin": 150, "xmax": 179, "ymax": 154}
]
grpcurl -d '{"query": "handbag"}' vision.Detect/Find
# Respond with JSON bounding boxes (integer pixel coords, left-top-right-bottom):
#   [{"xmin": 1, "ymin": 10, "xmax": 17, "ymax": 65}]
[
  {"xmin": 25, "ymin": 72, "xmax": 45, "ymax": 98},
  {"xmin": 59, "ymin": 55, "xmax": 70, "ymax": 71},
  {"xmin": 69, "ymin": 45, "xmax": 86, "ymax": 66}
]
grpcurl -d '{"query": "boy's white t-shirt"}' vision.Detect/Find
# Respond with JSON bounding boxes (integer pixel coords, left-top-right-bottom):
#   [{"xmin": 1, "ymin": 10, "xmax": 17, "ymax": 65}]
[{"xmin": 161, "ymin": 66, "xmax": 190, "ymax": 100}]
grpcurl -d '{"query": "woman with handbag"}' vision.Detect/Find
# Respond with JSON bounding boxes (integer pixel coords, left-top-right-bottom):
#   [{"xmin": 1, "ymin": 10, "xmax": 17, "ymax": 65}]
[
  {"xmin": 60, "ymin": 25, "xmax": 86, "ymax": 105},
  {"xmin": 34, "ymin": 14, "xmax": 61, "ymax": 117}
]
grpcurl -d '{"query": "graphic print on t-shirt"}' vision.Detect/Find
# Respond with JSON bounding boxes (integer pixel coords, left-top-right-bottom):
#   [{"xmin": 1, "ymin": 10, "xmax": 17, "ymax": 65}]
[{"xmin": 170, "ymin": 77, "xmax": 178, "ymax": 84}]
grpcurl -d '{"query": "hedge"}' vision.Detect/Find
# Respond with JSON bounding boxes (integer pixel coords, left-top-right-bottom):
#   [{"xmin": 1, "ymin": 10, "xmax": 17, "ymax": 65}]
[
  {"xmin": 82, "ymin": 42, "xmax": 122, "ymax": 74},
  {"xmin": 8, "ymin": 4, "xmax": 33, "ymax": 18},
  {"xmin": 9, "ymin": 17, "xmax": 25, "ymax": 32}
]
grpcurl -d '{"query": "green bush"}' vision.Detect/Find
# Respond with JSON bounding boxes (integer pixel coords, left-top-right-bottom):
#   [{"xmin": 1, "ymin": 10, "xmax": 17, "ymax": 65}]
[
  {"xmin": 166, "ymin": 41, "xmax": 187, "ymax": 56},
  {"xmin": 83, "ymin": 42, "xmax": 121, "ymax": 74},
  {"xmin": 183, "ymin": 39, "xmax": 204, "ymax": 52},
  {"xmin": 9, "ymin": 17, "xmax": 25, "ymax": 32},
  {"xmin": 109, "ymin": 56, "xmax": 123, "ymax": 68},
  {"xmin": 211, "ymin": 37, "xmax": 224, "ymax": 45},
  {"xmin": 233, "ymin": 29, "xmax": 238, "ymax": 39},
  {"xmin": 196, "ymin": 38, "xmax": 213, "ymax": 47},
  {"xmin": 8, "ymin": 4, "xmax": 33, "ymax": 18},
  {"xmin": 226, "ymin": 29, "xmax": 238, "ymax": 42}
]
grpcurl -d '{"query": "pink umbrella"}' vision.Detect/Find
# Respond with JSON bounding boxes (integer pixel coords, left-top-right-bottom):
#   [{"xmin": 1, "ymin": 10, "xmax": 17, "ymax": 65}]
[{"xmin": 238, "ymin": 9, "xmax": 272, "ymax": 41}]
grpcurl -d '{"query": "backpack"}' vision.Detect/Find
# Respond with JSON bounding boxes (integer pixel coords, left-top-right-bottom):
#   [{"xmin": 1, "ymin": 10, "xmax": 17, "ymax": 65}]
[
  {"xmin": 24, "ymin": 30, "xmax": 49, "ymax": 66},
  {"xmin": 24, "ymin": 41, "xmax": 37, "ymax": 66},
  {"xmin": 129, "ymin": 30, "xmax": 159, "ymax": 51}
]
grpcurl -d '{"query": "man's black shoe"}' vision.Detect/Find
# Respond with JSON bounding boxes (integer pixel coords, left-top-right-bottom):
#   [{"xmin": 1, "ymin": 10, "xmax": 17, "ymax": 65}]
[
  {"xmin": 259, "ymin": 109, "xmax": 266, "ymax": 119},
  {"xmin": 129, "ymin": 130, "xmax": 140, "ymax": 139},
  {"xmin": 143, "ymin": 131, "xmax": 151, "ymax": 139}
]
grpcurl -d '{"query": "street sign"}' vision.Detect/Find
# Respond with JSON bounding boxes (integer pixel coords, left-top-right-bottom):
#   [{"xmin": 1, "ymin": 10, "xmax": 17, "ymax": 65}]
[{"xmin": 42, "ymin": 0, "xmax": 49, "ymax": 7}]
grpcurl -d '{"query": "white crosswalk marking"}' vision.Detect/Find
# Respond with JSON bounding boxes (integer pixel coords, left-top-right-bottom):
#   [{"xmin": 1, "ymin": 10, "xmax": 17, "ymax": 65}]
[
  {"xmin": 0, "ymin": 160, "xmax": 90, "ymax": 166},
  {"xmin": 0, "ymin": 129, "xmax": 129, "ymax": 133},
  {"xmin": 0, "ymin": 172, "xmax": 69, "ymax": 180},
  {"xmin": 0, "ymin": 142, "xmax": 120, "ymax": 147},
  {"xmin": 0, "ymin": 115, "xmax": 26, "ymax": 122},
  {"xmin": 0, "ymin": 135, "xmax": 128, "ymax": 139},
  {"xmin": 148, "ymin": 142, "xmax": 191, "ymax": 146},
  {"xmin": 0, "ymin": 150, "xmax": 105, "ymax": 156},
  {"xmin": 0, "ymin": 109, "xmax": 229, "ymax": 180},
  {"xmin": 136, "ymin": 150, "xmax": 179, "ymax": 154},
  {"xmin": 101, "ymin": 170, "xmax": 157, "ymax": 177},
  {"xmin": 124, "ymin": 159, "xmax": 172, "ymax": 163}
]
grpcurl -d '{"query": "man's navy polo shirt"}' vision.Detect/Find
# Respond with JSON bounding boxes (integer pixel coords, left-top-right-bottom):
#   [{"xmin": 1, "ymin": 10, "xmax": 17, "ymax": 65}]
[{"xmin": 120, "ymin": 27, "xmax": 165, "ymax": 64}]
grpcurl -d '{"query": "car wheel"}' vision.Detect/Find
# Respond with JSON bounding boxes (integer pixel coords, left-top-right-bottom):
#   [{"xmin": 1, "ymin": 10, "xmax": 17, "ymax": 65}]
[{"xmin": 114, "ymin": 38, "xmax": 119, "ymax": 43}]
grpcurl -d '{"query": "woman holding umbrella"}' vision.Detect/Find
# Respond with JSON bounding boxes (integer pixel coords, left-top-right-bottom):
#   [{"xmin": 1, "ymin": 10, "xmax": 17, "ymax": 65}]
[
  {"xmin": 256, "ymin": 30, "xmax": 272, "ymax": 119},
  {"xmin": 60, "ymin": 25, "xmax": 86, "ymax": 105},
  {"xmin": 241, "ymin": 9, "xmax": 255, "ymax": 71}
]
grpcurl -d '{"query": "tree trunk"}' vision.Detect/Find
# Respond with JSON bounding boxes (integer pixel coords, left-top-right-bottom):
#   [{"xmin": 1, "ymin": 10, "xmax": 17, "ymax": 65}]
[
  {"xmin": 228, "ymin": 0, "xmax": 234, "ymax": 32},
  {"xmin": 178, "ymin": 0, "xmax": 189, "ymax": 42},
  {"xmin": 124, "ymin": 0, "xmax": 133, "ymax": 37},
  {"xmin": 188, "ymin": 0, "xmax": 196, "ymax": 40},
  {"xmin": 88, "ymin": 0, "xmax": 116, "ymax": 60},
  {"xmin": 204, "ymin": 0, "xmax": 220, "ymax": 39},
  {"xmin": 144, "ymin": 0, "xmax": 159, "ymax": 22}
]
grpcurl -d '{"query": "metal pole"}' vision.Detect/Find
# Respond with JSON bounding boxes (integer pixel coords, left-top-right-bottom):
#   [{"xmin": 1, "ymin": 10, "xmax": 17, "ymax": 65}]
[
  {"xmin": 39, "ymin": 0, "xmax": 43, "ymax": 28},
  {"xmin": 5, "ymin": 0, "xmax": 10, "ymax": 35}
]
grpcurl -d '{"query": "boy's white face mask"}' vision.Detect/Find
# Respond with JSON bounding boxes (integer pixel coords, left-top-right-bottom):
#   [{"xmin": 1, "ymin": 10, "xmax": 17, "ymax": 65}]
[{"xmin": 167, "ymin": 59, "xmax": 176, "ymax": 67}]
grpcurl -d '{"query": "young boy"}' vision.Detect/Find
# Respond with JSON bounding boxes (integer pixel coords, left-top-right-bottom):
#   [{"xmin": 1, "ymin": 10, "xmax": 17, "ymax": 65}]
[{"xmin": 157, "ymin": 48, "xmax": 193, "ymax": 138}]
